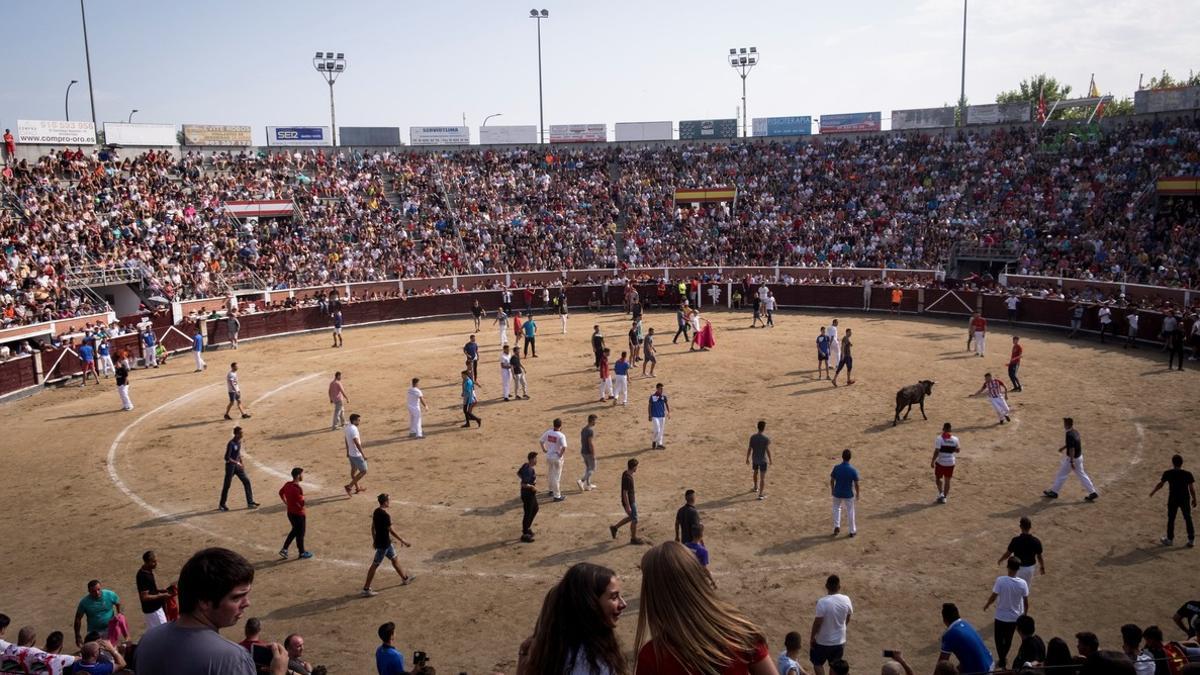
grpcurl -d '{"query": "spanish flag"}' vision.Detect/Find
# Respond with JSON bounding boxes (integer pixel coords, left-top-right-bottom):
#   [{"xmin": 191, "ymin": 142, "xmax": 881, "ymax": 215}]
[{"xmin": 1089, "ymin": 75, "xmax": 1106, "ymax": 120}]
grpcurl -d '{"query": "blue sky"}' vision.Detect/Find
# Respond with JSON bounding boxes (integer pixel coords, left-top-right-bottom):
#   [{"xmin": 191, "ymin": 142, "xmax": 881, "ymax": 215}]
[{"xmin": 2, "ymin": 0, "xmax": 1196, "ymax": 143}]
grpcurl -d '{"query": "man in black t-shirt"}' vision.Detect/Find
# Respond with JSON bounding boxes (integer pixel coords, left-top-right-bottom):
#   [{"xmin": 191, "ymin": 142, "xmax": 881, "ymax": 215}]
[
  {"xmin": 219, "ymin": 427, "xmax": 259, "ymax": 512},
  {"xmin": 135, "ymin": 551, "xmax": 174, "ymax": 629},
  {"xmin": 1173, "ymin": 600, "xmax": 1200, "ymax": 638},
  {"xmin": 609, "ymin": 459, "xmax": 643, "ymax": 545},
  {"xmin": 1149, "ymin": 454, "xmax": 1196, "ymax": 547},
  {"xmin": 746, "ymin": 421, "xmax": 772, "ymax": 500},
  {"xmin": 997, "ymin": 516, "xmax": 1045, "ymax": 590},
  {"xmin": 674, "ymin": 489, "xmax": 701, "ymax": 544},
  {"xmin": 362, "ymin": 494, "xmax": 412, "ymax": 597},
  {"xmin": 519, "ymin": 452, "xmax": 539, "ymax": 543}
]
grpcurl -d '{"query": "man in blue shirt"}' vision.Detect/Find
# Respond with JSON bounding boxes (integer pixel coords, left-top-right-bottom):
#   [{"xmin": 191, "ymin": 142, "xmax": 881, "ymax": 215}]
[
  {"xmin": 612, "ymin": 351, "xmax": 631, "ymax": 406},
  {"xmin": 142, "ymin": 329, "xmax": 158, "ymax": 368},
  {"xmin": 78, "ymin": 340, "xmax": 99, "ymax": 386},
  {"xmin": 461, "ymin": 370, "xmax": 482, "ymax": 428},
  {"xmin": 830, "ymin": 449, "xmax": 859, "ymax": 537},
  {"xmin": 938, "ymin": 603, "xmax": 993, "ymax": 674},
  {"xmin": 522, "ymin": 316, "xmax": 538, "ymax": 358},
  {"xmin": 219, "ymin": 427, "xmax": 259, "ymax": 512},
  {"xmin": 463, "ymin": 335, "xmax": 479, "ymax": 381},
  {"xmin": 332, "ymin": 309, "xmax": 344, "ymax": 348},
  {"xmin": 192, "ymin": 327, "xmax": 207, "ymax": 372},
  {"xmin": 375, "ymin": 621, "xmax": 405, "ymax": 675},
  {"xmin": 648, "ymin": 383, "xmax": 670, "ymax": 449},
  {"xmin": 816, "ymin": 327, "xmax": 831, "ymax": 380}
]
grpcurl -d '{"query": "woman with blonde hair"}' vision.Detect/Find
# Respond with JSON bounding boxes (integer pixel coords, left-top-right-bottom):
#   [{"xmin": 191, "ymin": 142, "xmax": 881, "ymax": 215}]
[
  {"xmin": 518, "ymin": 562, "xmax": 629, "ymax": 675},
  {"xmin": 635, "ymin": 541, "xmax": 777, "ymax": 675}
]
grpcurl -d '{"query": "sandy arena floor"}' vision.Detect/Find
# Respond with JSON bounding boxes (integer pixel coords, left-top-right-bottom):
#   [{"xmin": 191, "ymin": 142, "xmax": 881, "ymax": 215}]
[{"xmin": 2, "ymin": 308, "xmax": 1198, "ymax": 673}]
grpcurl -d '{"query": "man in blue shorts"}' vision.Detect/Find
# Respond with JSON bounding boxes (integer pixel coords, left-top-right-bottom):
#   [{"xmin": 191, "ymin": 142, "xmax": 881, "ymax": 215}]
[
  {"xmin": 937, "ymin": 603, "xmax": 993, "ymax": 674},
  {"xmin": 78, "ymin": 340, "xmax": 99, "ymax": 386},
  {"xmin": 361, "ymin": 494, "xmax": 412, "ymax": 597},
  {"xmin": 816, "ymin": 327, "xmax": 831, "ymax": 380},
  {"xmin": 331, "ymin": 309, "xmax": 344, "ymax": 348}
]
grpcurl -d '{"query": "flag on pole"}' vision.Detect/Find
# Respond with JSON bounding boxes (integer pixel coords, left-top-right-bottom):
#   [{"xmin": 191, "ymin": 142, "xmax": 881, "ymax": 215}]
[
  {"xmin": 1037, "ymin": 83, "xmax": 1047, "ymax": 123},
  {"xmin": 1088, "ymin": 75, "xmax": 1106, "ymax": 120}
]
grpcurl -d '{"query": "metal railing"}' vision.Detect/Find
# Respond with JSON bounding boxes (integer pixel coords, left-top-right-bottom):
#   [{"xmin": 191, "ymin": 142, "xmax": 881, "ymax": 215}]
[{"xmin": 62, "ymin": 263, "xmax": 146, "ymax": 289}]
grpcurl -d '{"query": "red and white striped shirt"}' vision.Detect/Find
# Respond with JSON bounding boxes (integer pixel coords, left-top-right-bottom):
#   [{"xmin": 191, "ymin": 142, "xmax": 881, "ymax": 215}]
[{"xmin": 985, "ymin": 379, "xmax": 1005, "ymax": 398}]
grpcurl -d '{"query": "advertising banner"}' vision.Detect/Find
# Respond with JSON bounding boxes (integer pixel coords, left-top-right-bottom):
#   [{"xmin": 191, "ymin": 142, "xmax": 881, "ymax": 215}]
[
  {"xmin": 678, "ymin": 119, "xmax": 738, "ymax": 140},
  {"xmin": 1134, "ymin": 86, "xmax": 1200, "ymax": 114},
  {"xmin": 818, "ymin": 111, "xmax": 882, "ymax": 134},
  {"xmin": 102, "ymin": 122, "xmax": 177, "ymax": 146},
  {"xmin": 614, "ymin": 121, "xmax": 673, "ymax": 142},
  {"xmin": 266, "ymin": 126, "xmax": 331, "ymax": 147},
  {"xmin": 891, "ymin": 107, "xmax": 956, "ymax": 130},
  {"xmin": 966, "ymin": 102, "xmax": 1031, "ymax": 125},
  {"xmin": 410, "ymin": 126, "xmax": 470, "ymax": 146},
  {"xmin": 16, "ymin": 119, "xmax": 97, "ymax": 144},
  {"xmin": 548, "ymin": 123, "xmax": 607, "ymax": 143},
  {"xmin": 339, "ymin": 126, "xmax": 402, "ymax": 146},
  {"xmin": 182, "ymin": 124, "xmax": 252, "ymax": 146},
  {"xmin": 751, "ymin": 116, "xmax": 812, "ymax": 137},
  {"xmin": 479, "ymin": 125, "xmax": 538, "ymax": 145}
]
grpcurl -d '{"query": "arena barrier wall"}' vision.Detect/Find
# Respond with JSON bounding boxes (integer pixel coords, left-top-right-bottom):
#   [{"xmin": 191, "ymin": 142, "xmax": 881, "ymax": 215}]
[{"xmin": 2, "ymin": 276, "xmax": 1187, "ymax": 400}]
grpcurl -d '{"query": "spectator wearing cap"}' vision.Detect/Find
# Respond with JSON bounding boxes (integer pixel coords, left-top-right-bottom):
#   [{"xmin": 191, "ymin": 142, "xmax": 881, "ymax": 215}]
[{"xmin": 376, "ymin": 622, "xmax": 405, "ymax": 675}]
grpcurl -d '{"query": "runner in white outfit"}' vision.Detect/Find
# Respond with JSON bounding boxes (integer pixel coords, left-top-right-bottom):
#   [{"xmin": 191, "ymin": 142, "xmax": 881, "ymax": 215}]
[
  {"xmin": 500, "ymin": 346, "xmax": 514, "ymax": 400},
  {"xmin": 407, "ymin": 378, "xmax": 428, "ymax": 438},
  {"xmin": 540, "ymin": 420, "xmax": 568, "ymax": 501},
  {"xmin": 827, "ymin": 320, "xmax": 841, "ymax": 368}
]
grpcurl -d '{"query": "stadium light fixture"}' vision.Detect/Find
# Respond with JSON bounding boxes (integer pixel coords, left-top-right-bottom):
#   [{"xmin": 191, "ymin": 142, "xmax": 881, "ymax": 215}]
[
  {"xmin": 728, "ymin": 45, "xmax": 761, "ymax": 139},
  {"xmin": 529, "ymin": 9, "xmax": 551, "ymax": 144},
  {"xmin": 313, "ymin": 50, "xmax": 348, "ymax": 146},
  {"xmin": 127, "ymin": 109, "xmax": 138, "ymax": 123}
]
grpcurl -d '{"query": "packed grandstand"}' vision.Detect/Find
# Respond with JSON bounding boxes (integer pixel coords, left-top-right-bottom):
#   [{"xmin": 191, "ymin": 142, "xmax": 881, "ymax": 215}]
[{"xmin": 3, "ymin": 115, "xmax": 1199, "ymax": 330}]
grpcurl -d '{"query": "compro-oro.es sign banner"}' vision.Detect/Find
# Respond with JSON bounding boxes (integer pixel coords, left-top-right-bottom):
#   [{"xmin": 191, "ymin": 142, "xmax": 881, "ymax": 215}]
[
  {"xmin": 891, "ymin": 107, "xmax": 956, "ymax": 130},
  {"xmin": 751, "ymin": 116, "xmax": 812, "ymax": 137},
  {"xmin": 966, "ymin": 103, "xmax": 1030, "ymax": 125},
  {"xmin": 548, "ymin": 124, "xmax": 606, "ymax": 143},
  {"xmin": 182, "ymin": 124, "xmax": 252, "ymax": 146},
  {"xmin": 410, "ymin": 126, "xmax": 470, "ymax": 146},
  {"xmin": 479, "ymin": 125, "xmax": 538, "ymax": 145},
  {"xmin": 16, "ymin": 119, "xmax": 97, "ymax": 144},
  {"xmin": 614, "ymin": 121, "xmax": 673, "ymax": 142},
  {"xmin": 819, "ymin": 111, "xmax": 882, "ymax": 134},
  {"xmin": 103, "ymin": 122, "xmax": 177, "ymax": 146},
  {"xmin": 678, "ymin": 119, "xmax": 738, "ymax": 140},
  {"xmin": 266, "ymin": 126, "xmax": 331, "ymax": 147}
]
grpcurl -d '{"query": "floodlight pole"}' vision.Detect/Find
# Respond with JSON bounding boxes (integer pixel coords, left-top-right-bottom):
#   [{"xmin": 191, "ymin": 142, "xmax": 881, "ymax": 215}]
[
  {"xmin": 530, "ymin": 10, "xmax": 550, "ymax": 144},
  {"xmin": 328, "ymin": 81, "xmax": 337, "ymax": 146},
  {"xmin": 728, "ymin": 47, "xmax": 760, "ymax": 138},
  {"xmin": 313, "ymin": 52, "xmax": 347, "ymax": 147},
  {"xmin": 959, "ymin": 0, "xmax": 968, "ymax": 126},
  {"xmin": 65, "ymin": 80, "xmax": 79, "ymax": 121},
  {"xmin": 80, "ymin": 0, "xmax": 97, "ymax": 133}
]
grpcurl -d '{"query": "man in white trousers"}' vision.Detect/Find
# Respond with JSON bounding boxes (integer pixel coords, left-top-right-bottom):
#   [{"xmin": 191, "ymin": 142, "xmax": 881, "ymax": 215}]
[
  {"xmin": 971, "ymin": 313, "xmax": 988, "ymax": 357},
  {"xmin": 493, "ymin": 307, "xmax": 509, "ymax": 346},
  {"xmin": 827, "ymin": 319, "xmax": 841, "ymax": 369},
  {"xmin": 192, "ymin": 326, "xmax": 207, "ymax": 372},
  {"xmin": 540, "ymin": 418, "xmax": 568, "ymax": 502},
  {"xmin": 612, "ymin": 351, "xmax": 631, "ymax": 406},
  {"xmin": 98, "ymin": 338, "xmax": 115, "ymax": 378},
  {"xmin": 598, "ymin": 348, "xmax": 614, "ymax": 401},
  {"xmin": 116, "ymin": 358, "xmax": 133, "ymax": 411},
  {"xmin": 830, "ymin": 448, "xmax": 859, "ymax": 537},
  {"xmin": 1043, "ymin": 417, "xmax": 1098, "ymax": 501},
  {"xmin": 557, "ymin": 290, "xmax": 568, "ymax": 334},
  {"xmin": 973, "ymin": 373, "xmax": 1011, "ymax": 424},
  {"xmin": 407, "ymin": 378, "xmax": 428, "ymax": 439},
  {"xmin": 142, "ymin": 329, "xmax": 158, "ymax": 368},
  {"xmin": 648, "ymin": 383, "xmax": 670, "ymax": 449},
  {"xmin": 328, "ymin": 371, "xmax": 349, "ymax": 431},
  {"xmin": 500, "ymin": 345, "xmax": 514, "ymax": 401}
]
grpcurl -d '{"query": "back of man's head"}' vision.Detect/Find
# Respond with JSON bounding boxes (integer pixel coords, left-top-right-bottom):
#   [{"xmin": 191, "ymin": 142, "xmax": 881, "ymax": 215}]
[
  {"xmin": 932, "ymin": 663, "xmax": 959, "ymax": 675},
  {"xmin": 178, "ymin": 547, "xmax": 255, "ymax": 616},
  {"xmin": 784, "ymin": 631, "xmax": 802, "ymax": 651},
  {"xmin": 941, "ymin": 603, "xmax": 960, "ymax": 626},
  {"xmin": 80, "ymin": 642, "xmax": 100, "ymax": 663},
  {"xmin": 830, "ymin": 659, "xmax": 850, "ymax": 675},
  {"xmin": 16, "ymin": 626, "xmax": 35, "ymax": 647},
  {"xmin": 825, "ymin": 574, "xmax": 840, "ymax": 593},
  {"xmin": 1143, "ymin": 625, "xmax": 1164, "ymax": 644},
  {"xmin": 882, "ymin": 662, "xmax": 905, "ymax": 675},
  {"xmin": 1120, "ymin": 624, "xmax": 1143, "ymax": 649},
  {"xmin": 0, "ymin": 614, "xmax": 8, "ymax": 633},
  {"xmin": 1016, "ymin": 614, "xmax": 1036, "ymax": 637},
  {"xmin": 44, "ymin": 631, "xmax": 63, "ymax": 653},
  {"xmin": 378, "ymin": 622, "xmax": 396, "ymax": 643},
  {"xmin": 245, "ymin": 617, "xmax": 262, "ymax": 638}
]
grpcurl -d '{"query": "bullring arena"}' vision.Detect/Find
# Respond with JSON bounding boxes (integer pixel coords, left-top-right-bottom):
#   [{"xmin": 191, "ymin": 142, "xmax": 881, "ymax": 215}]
[{"xmin": 2, "ymin": 281, "xmax": 1197, "ymax": 673}]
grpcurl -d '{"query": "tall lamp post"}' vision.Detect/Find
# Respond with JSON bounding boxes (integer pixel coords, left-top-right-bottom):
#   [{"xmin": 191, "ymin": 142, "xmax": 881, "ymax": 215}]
[
  {"xmin": 959, "ymin": 0, "xmax": 968, "ymax": 126},
  {"xmin": 313, "ymin": 51, "xmax": 347, "ymax": 147},
  {"xmin": 728, "ymin": 46, "xmax": 759, "ymax": 138},
  {"xmin": 127, "ymin": 109, "xmax": 138, "ymax": 123},
  {"xmin": 528, "ymin": 9, "xmax": 549, "ymax": 144},
  {"xmin": 79, "ymin": 0, "xmax": 97, "ymax": 132},
  {"xmin": 482, "ymin": 113, "xmax": 503, "ymax": 127},
  {"xmin": 65, "ymin": 80, "xmax": 79, "ymax": 121}
]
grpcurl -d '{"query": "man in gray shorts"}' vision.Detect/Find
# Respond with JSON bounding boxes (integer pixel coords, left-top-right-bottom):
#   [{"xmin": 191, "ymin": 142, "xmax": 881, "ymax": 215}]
[
  {"xmin": 344, "ymin": 413, "xmax": 368, "ymax": 495},
  {"xmin": 577, "ymin": 414, "xmax": 599, "ymax": 491},
  {"xmin": 746, "ymin": 420, "xmax": 772, "ymax": 500}
]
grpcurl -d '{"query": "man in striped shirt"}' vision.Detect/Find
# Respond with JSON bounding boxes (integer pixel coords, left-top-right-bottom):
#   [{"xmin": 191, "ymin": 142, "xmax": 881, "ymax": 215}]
[{"xmin": 973, "ymin": 373, "xmax": 1011, "ymax": 424}]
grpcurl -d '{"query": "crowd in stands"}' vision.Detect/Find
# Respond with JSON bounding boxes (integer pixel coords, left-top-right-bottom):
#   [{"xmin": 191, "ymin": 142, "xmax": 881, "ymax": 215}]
[
  {"xmin": 2, "ymin": 116, "xmax": 1199, "ymax": 328},
  {"xmin": 3, "ymin": 544, "xmax": 1200, "ymax": 674}
]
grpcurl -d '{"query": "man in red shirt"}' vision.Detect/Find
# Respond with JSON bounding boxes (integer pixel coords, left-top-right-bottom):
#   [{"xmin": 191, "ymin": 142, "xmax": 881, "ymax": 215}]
[
  {"xmin": 1007, "ymin": 337, "xmax": 1023, "ymax": 392},
  {"xmin": 598, "ymin": 348, "xmax": 613, "ymax": 401},
  {"xmin": 971, "ymin": 313, "xmax": 987, "ymax": 357},
  {"xmin": 278, "ymin": 468, "xmax": 313, "ymax": 560}
]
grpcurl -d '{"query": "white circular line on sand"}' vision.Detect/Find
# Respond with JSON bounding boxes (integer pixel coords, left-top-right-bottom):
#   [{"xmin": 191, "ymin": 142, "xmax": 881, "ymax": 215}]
[
  {"xmin": 106, "ymin": 380, "xmax": 551, "ymax": 579},
  {"xmin": 242, "ymin": 372, "xmax": 328, "ymax": 488}
]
